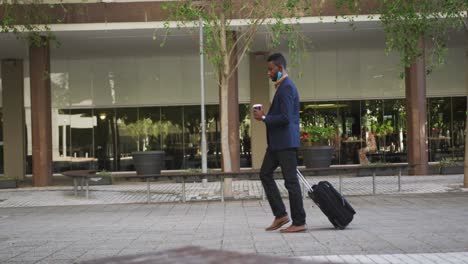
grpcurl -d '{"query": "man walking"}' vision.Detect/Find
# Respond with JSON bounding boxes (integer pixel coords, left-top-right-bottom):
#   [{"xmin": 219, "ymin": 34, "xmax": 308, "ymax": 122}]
[{"xmin": 253, "ymin": 53, "xmax": 306, "ymax": 233}]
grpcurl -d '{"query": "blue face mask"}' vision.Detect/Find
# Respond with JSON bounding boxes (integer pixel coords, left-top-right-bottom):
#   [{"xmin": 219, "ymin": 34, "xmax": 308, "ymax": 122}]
[{"xmin": 277, "ymin": 71, "xmax": 282, "ymax": 81}]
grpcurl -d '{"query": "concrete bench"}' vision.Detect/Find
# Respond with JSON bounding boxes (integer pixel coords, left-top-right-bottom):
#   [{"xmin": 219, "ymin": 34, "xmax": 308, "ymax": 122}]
[
  {"xmin": 299, "ymin": 163, "xmax": 416, "ymax": 194},
  {"xmin": 125, "ymin": 171, "xmax": 264, "ymax": 203},
  {"xmin": 63, "ymin": 163, "xmax": 414, "ymax": 202},
  {"xmin": 126, "ymin": 163, "xmax": 415, "ymax": 203}
]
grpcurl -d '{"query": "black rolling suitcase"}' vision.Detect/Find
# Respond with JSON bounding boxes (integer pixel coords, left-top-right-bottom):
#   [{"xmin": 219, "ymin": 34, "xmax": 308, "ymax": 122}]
[{"xmin": 297, "ymin": 169, "xmax": 356, "ymax": 229}]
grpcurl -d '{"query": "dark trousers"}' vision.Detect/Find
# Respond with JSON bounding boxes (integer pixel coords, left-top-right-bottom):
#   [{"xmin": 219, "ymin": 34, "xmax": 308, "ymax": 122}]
[{"xmin": 260, "ymin": 149, "xmax": 306, "ymax": 226}]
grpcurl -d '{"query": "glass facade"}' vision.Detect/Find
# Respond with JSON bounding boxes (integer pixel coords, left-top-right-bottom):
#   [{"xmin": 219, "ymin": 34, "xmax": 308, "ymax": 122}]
[
  {"xmin": 298, "ymin": 97, "xmax": 466, "ymax": 166},
  {"xmin": 40, "ymin": 104, "xmax": 247, "ymax": 172},
  {"xmin": 0, "ymin": 30, "xmax": 465, "ymax": 174},
  {"xmin": 1, "ymin": 98, "xmax": 467, "ymax": 173},
  {"xmin": 428, "ymin": 97, "xmax": 466, "ymax": 162}
]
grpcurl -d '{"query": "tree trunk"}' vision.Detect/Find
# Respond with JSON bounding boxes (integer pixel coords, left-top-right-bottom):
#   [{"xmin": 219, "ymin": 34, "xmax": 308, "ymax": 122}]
[
  {"xmin": 220, "ymin": 76, "xmax": 233, "ymax": 197},
  {"xmin": 219, "ymin": 16, "xmax": 233, "ymax": 197},
  {"xmin": 464, "ymin": 21, "xmax": 468, "ymax": 188},
  {"xmin": 405, "ymin": 37, "xmax": 429, "ymax": 175},
  {"xmin": 218, "ymin": 19, "xmax": 241, "ymax": 197},
  {"xmin": 464, "ymin": 93, "xmax": 468, "ymax": 187}
]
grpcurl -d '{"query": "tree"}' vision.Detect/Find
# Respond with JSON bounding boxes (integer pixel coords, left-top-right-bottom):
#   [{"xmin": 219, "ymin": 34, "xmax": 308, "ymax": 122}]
[
  {"xmin": 161, "ymin": 0, "xmax": 309, "ymax": 196},
  {"xmin": 122, "ymin": 118, "xmax": 179, "ymax": 152},
  {"xmin": 335, "ymin": 0, "xmax": 466, "ymax": 178}
]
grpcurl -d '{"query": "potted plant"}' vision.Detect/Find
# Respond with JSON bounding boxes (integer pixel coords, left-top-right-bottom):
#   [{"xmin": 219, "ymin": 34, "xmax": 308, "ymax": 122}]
[
  {"xmin": 124, "ymin": 118, "xmax": 176, "ymax": 175},
  {"xmin": 300, "ymin": 125, "xmax": 337, "ymax": 168},
  {"xmin": 438, "ymin": 158, "xmax": 463, "ymax": 175},
  {"xmin": 0, "ymin": 176, "xmax": 17, "ymax": 189},
  {"xmin": 371, "ymin": 120, "xmax": 394, "ymax": 151},
  {"xmin": 89, "ymin": 170, "xmax": 113, "ymax": 186}
]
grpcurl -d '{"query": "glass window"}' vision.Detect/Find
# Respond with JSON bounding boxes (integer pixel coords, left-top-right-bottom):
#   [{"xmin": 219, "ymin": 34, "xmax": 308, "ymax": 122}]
[
  {"xmin": 239, "ymin": 104, "xmax": 251, "ymax": 168},
  {"xmin": 116, "ymin": 107, "xmax": 139, "ymax": 171},
  {"xmin": 428, "ymin": 97, "xmax": 452, "ymax": 161},
  {"xmin": 360, "ymin": 100, "xmax": 383, "ymax": 164},
  {"xmin": 338, "ymin": 100, "xmax": 362, "ymax": 164},
  {"xmin": 94, "ymin": 108, "xmax": 116, "ymax": 171},
  {"xmin": 161, "ymin": 106, "xmax": 184, "ymax": 170},
  {"xmin": 183, "ymin": 105, "xmax": 202, "ymax": 169},
  {"xmin": 206, "ymin": 105, "xmax": 221, "ymax": 169},
  {"xmin": 382, "ymin": 99, "xmax": 407, "ymax": 163},
  {"xmin": 54, "ymin": 108, "xmax": 72, "ymax": 173},
  {"xmin": 137, "ymin": 107, "xmax": 162, "ymax": 151},
  {"xmin": 300, "ymin": 101, "xmax": 341, "ymax": 165},
  {"xmin": 451, "ymin": 97, "xmax": 466, "ymax": 160},
  {"xmin": 0, "ymin": 109, "xmax": 3, "ymax": 174},
  {"xmin": 70, "ymin": 109, "xmax": 95, "ymax": 170}
]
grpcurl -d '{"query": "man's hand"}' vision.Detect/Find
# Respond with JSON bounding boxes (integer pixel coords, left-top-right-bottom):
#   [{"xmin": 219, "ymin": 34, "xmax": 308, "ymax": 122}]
[{"xmin": 253, "ymin": 109, "xmax": 265, "ymax": 121}]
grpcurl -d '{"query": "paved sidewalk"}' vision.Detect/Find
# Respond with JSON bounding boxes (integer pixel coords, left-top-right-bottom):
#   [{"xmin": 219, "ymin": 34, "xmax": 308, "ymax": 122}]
[
  {"xmin": 0, "ymin": 174, "xmax": 465, "ymax": 207},
  {"xmin": 0, "ymin": 192, "xmax": 467, "ymax": 263}
]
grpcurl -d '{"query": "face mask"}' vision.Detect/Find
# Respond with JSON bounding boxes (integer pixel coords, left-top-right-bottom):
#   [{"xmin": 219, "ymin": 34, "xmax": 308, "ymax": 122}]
[{"xmin": 273, "ymin": 71, "xmax": 282, "ymax": 82}]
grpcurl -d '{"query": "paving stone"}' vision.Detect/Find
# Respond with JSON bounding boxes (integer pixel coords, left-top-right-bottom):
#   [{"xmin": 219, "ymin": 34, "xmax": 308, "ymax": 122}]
[{"xmin": 0, "ymin": 179, "xmax": 467, "ymax": 263}]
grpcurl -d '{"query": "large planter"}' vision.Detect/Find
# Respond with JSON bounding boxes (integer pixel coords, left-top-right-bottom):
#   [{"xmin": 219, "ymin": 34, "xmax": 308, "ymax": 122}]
[
  {"xmin": 0, "ymin": 179, "xmax": 17, "ymax": 189},
  {"xmin": 440, "ymin": 165, "xmax": 463, "ymax": 175},
  {"xmin": 89, "ymin": 176, "xmax": 113, "ymax": 186},
  {"xmin": 302, "ymin": 146, "xmax": 334, "ymax": 168},
  {"xmin": 132, "ymin": 151, "xmax": 165, "ymax": 175}
]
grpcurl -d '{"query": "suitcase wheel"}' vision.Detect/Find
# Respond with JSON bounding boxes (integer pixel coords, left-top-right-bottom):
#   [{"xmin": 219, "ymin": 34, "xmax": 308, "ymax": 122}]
[
  {"xmin": 331, "ymin": 219, "xmax": 346, "ymax": 230},
  {"xmin": 334, "ymin": 224, "xmax": 346, "ymax": 230}
]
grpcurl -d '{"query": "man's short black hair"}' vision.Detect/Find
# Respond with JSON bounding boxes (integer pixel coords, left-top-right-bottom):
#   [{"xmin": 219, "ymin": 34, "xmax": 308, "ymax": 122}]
[{"xmin": 267, "ymin": 53, "xmax": 287, "ymax": 69}]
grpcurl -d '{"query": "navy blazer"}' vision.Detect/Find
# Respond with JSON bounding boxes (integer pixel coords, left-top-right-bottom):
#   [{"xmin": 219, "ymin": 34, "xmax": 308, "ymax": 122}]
[{"xmin": 264, "ymin": 77, "xmax": 300, "ymax": 151}]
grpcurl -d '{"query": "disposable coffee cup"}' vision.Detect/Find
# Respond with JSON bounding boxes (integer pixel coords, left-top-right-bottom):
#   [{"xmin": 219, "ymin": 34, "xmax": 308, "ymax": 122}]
[{"xmin": 252, "ymin": 104, "xmax": 263, "ymax": 111}]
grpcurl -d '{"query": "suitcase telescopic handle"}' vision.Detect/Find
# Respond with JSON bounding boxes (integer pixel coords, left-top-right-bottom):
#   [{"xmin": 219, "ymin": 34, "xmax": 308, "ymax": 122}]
[{"xmin": 296, "ymin": 168, "xmax": 313, "ymax": 190}]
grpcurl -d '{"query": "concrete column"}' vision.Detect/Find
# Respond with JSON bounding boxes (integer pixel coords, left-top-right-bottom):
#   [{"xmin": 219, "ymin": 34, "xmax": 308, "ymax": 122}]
[
  {"xmin": 250, "ymin": 52, "xmax": 271, "ymax": 169},
  {"xmin": 29, "ymin": 37, "xmax": 53, "ymax": 186},
  {"xmin": 1, "ymin": 59, "xmax": 26, "ymax": 181},
  {"xmin": 405, "ymin": 37, "xmax": 428, "ymax": 175}
]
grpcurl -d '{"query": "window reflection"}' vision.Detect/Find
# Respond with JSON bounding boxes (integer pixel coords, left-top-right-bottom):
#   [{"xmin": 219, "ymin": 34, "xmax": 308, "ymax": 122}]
[
  {"xmin": 137, "ymin": 107, "xmax": 162, "ymax": 151},
  {"xmin": 70, "ymin": 109, "xmax": 95, "ymax": 170},
  {"xmin": 428, "ymin": 97, "xmax": 452, "ymax": 161},
  {"xmin": 48, "ymin": 97, "xmax": 464, "ymax": 171},
  {"xmin": 161, "ymin": 106, "xmax": 183, "ymax": 170},
  {"xmin": 360, "ymin": 100, "xmax": 383, "ymax": 164},
  {"xmin": 55, "ymin": 108, "xmax": 71, "ymax": 173},
  {"xmin": 239, "ymin": 104, "xmax": 251, "ymax": 168},
  {"xmin": 300, "ymin": 101, "xmax": 340, "ymax": 164},
  {"xmin": 338, "ymin": 101, "xmax": 362, "ymax": 164},
  {"xmin": 94, "ymin": 108, "xmax": 116, "ymax": 171},
  {"xmin": 0, "ymin": 109, "xmax": 4, "ymax": 174},
  {"xmin": 116, "ymin": 108, "xmax": 139, "ymax": 171},
  {"xmin": 206, "ymin": 105, "xmax": 221, "ymax": 168},
  {"xmin": 382, "ymin": 99, "xmax": 407, "ymax": 162},
  {"xmin": 452, "ymin": 97, "xmax": 465, "ymax": 160},
  {"xmin": 184, "ymin": 105, "xmax": 202, "ymax": 169}
]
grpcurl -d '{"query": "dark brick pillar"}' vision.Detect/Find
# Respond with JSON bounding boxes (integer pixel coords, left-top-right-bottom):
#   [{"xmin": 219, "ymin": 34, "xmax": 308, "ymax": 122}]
[
  {"xmin": 227, "ymin": 33, "xmax": 240, "ymax": 173},
  {"xmin": 405, "ymin": 37, "xmax": 429, "ymax": 175},
  {"xmin": 29, "ymin": 37, "xmax": 53, "ymax": 186}
]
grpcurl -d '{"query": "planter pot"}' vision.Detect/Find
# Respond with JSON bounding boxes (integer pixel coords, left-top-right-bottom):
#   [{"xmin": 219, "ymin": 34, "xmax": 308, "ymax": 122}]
[
  {"xmin": 0, "ymin": 179, "xmax": 17, "ymax": 189},
  {"xmin": 440, "ymin": 165, "xmax": 464, "ymax": 175},
  {"xmin": 302, "ymin": 146, "xmax": 334, "ymax": 168},
  {"xmin": 89, "ymin": 176, "xmax": 113, "ymax": 186},
  {"xmin": 132, "ymin": 151, "xmax": 165, "ymax": 175}
]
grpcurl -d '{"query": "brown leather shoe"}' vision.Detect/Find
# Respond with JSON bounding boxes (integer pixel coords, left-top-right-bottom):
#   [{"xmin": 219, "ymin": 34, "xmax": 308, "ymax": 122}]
[
  {"xmin": 265, "ymin": 216, "xmax": 290, "ymax": 231},
  {"xmin": 280, "ymin": 224, "xmax": 306, "ymax": 233}
]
